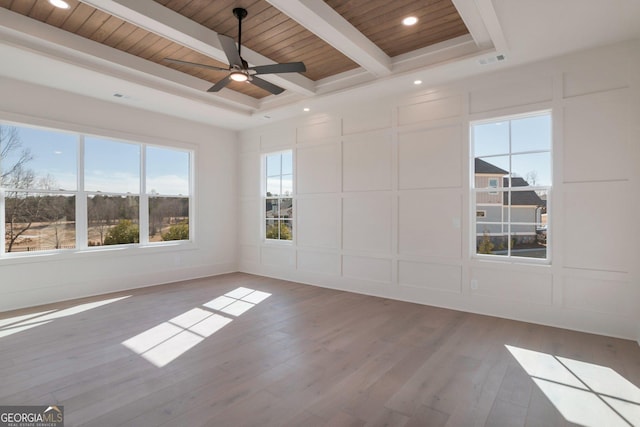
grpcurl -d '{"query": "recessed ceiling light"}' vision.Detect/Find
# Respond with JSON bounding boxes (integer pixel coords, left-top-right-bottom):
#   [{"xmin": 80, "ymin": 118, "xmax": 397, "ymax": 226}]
[
  {"xmin": 414, "ymin": 80, "xmax": 422, "ymax": 85},
  {"xmin": 303, "ymin": 107, "xmax": 310, "ymax": 112},
  {"xmin": 402, "ymin": 16, "xmax": 418, "ymax": 26},
  {"xmin": 49, "ymin": 0, "xmax": 70, "ymax": 9}
]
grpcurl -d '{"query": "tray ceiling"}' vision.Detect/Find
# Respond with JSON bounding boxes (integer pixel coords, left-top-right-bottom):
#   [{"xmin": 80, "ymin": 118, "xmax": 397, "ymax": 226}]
[{"xmin": 0, "ymin": 0, "xmax": 470, "ymax": 100}]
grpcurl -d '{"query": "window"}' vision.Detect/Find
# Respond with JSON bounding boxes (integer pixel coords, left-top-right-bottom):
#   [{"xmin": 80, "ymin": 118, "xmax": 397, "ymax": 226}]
[
  {"xmin": 488, "ymin": 178, "xmax": 499, "ymax": 194},
  {"xmin": 264, "ymin": 150, "xmax": 293, "ymax": 241},
  {"xmin": 0, "ymin": 122, "xmax": 192, "ymax": 256},
  {"xmin": 1, "ymin": 126, "xmax": 77, "ymax": 253},
  {"xmin": 471, "ymin": 111, "xmax": 551, "ymax": 260},
  {"xmin": 86, "ymin": 137, "xmax": 141, "ymax": 246},
  {"xmin": 146, "ymin": 146, "xmax": 190, "ymax": 242}
]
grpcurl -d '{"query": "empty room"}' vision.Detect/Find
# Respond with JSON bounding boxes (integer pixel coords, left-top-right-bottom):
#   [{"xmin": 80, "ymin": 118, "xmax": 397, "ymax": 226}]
[{"xmin": 0, "ymin": 0, "xmax": 639, "ymax": 426}]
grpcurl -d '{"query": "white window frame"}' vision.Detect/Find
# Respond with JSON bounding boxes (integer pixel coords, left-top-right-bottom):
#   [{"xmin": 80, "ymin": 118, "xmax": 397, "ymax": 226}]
[
  {"xmin": 470, "ymin": 110, "xmax": 552, "ymax": 264},
  {"xmin": 488, "ymin": 178, "xmax": 499, "ymax": 195},
  {"xmin": 262, "ymin": 149, "xmax": 294, "ymax": 243},
  {"xmin": 0, "ymin": 120, "xmax": 194, "ymax": 259}
]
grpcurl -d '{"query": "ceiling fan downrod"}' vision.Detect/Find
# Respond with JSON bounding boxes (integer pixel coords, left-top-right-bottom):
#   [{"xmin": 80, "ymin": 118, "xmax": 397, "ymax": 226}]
[{"xmin": 233, "ymin": 8, "xmax": 248, "ymax": 58}]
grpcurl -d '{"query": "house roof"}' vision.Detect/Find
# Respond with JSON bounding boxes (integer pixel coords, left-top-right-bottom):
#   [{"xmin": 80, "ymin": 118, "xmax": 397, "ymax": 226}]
[
  {"xmin": 475, "ymin": 158, "xmax": 508, "ymax": 175},
  {"xmin": 505, "ymin": 177, "xmax": 544, "ymax": 206}
]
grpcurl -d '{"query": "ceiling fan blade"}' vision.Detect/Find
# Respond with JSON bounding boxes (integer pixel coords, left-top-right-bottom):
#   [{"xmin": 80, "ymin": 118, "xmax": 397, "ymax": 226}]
[
  {"xmin": 249, "ymin": 62, "xmax": 306, "ymax": 75},
  {"xmin": 250, "ymin": 76, "xmax": 285, "ymax": 95},
  {"xmin": 218, "ymin": 34, "xmax": 243, "ymax": 68},
  {"xmin": 163, "ymin": 58, "xmax": 229, "ymax": 72},
  {"xmin": 207, "ymin": 74, "xmax": 233, "ymax": 92}
]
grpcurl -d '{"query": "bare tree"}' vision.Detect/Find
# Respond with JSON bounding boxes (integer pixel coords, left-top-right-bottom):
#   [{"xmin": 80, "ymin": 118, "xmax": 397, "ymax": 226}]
[
  {"xmin": 43, "ymin": 195, "xmax": 72, "ymax": 249},
  {"xmin": 5, "ymin": 191, "xmax": 41, "ymax": 252},
  {"xmin": 1, "ymin": 125, "xmax": 38, "ymax": 252},
  {"xmin": 525, "ymin": 170, "xmax": 538, "ymax": 186},
  {"xmin": 1, "ymin": 126, "xmax": 32, "ymax": 186}
]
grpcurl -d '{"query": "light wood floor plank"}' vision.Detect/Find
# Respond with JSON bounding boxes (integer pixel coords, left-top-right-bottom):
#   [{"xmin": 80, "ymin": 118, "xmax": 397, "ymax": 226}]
[{"xmin": 0, "ymin": 273, "xmax": 638, "ymax": 427}]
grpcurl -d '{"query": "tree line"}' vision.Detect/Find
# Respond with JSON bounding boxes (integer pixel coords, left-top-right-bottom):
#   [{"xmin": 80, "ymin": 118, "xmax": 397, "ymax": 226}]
[{"xmin": 2, "ymin": 125, "xmax": 189, "ymax": 251}]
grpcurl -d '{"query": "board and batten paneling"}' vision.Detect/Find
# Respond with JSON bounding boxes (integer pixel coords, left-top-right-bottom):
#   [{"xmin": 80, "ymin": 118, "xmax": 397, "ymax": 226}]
[
  {"xmin": 563, "ymin": 276, "xmax": 637, "ymax": 317},
  {"xmin": 342, "ymin": 255, "xmax": 393, "ymax": 283},
  {"xmin": 470, "ymin": 267, "xmax": 553, "ymax": 305},
  {"xmin": 398, "ymin": 190, "xmax": 462, "ymax": 259},
  {"xmin": 296, "ymin": 143, "xmax": 341, "ymax": 194},
  {"xmin": 469, "ymin": 74, "xmax": 553, "ymax": 114},
  {"xmin": 561, "ymin": 42, "xmax": 631, "ymax": 98},
  {"xmin": 260, "ymin": 246, "xmax": 295, "ymax": 269},
  {"xmin": 398, "ymin": 94, "xmax": 462, "ymax": 126},
  {"xmin": 562, "ymin": 181, "xmax": 632, "ymax": 273},
  {"xmin": 398, "ymin": 261, "xmax": 462, "ymax": 293},
  {"xmin": 342, "ymin": 104, "xmax": 392, "ymax": 135},
  {"xmin": 342, "ymin": 130, "xmax": 393, "ymax": 192},
  {"xmin": 239, "ymin": 152, "xmax": 260, "ymax": 197},
  {"xmin": 297, "ymin": 250, "xmax": 340, "ymax": 275},
  {"xmin": 238, "ymin": 40, "xmax": 640, "ymax": 341},
  {"xmin": 296, "ymin": 196, "xmax": 340, "ymax": 249},
  {"xmin": 398, "ymin": 125, "xmax": 463, "ymax": 190},
  {"xmin": 342, "ymin": 194, "xmax": 393, "ymax": 254},
  {"xmin": 296, "ymin": 119, "xmax": 341, "ymax": 143},
  {"xmin": 563, "ymin": 89, "xmax": 630, "ymax": 183}
]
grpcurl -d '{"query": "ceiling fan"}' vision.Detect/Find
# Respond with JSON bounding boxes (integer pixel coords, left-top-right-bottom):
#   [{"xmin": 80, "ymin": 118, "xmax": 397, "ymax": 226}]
[{"xmin": 164, "ymin": 7, "xmax": 306, "ymax": 95}]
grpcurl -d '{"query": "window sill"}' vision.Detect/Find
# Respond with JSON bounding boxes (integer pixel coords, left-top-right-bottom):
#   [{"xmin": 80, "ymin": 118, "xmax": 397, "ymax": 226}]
[
  {"xmin": 470, "ymin": 255, "xmax": 551, "ymax": 270},
  {"xmin": 262, "ymin": 239, "xmax": 294, "ymax": 246},
  {"xmin": 0, "ymin": 241, "xmax": 197, "ymax": 266}
]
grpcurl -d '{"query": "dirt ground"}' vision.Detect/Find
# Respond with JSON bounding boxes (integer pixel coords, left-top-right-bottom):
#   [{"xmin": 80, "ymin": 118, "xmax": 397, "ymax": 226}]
[{"xmin": 6, "ymin": 221, "xmax": 170, "ymax": 252}]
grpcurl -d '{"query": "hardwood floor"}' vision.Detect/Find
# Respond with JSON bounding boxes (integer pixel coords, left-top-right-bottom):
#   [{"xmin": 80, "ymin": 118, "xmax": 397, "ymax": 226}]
[{"xmin": 0, "ymin": 273, "xmax": 638, "ymax": 426}]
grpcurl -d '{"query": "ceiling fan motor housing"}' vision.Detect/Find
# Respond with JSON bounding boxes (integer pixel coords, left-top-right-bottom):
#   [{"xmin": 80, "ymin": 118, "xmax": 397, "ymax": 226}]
[{"xmin": 233, "ymin": 8, "xmax": 248, "ymax": 21}]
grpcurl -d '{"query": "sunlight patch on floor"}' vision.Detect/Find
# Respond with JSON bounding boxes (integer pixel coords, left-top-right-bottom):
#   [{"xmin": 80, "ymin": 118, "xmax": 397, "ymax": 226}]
[
  {"xmin": 506, "ymin": 345, "xmax": 640, "ymax": 427},
  {"xmin": 0, "ymin": 296, "xmax": 130, "ymax": 339},
  {"xmin": 122, "ymin": 287, "xmax": 271, "ymax": 367}
]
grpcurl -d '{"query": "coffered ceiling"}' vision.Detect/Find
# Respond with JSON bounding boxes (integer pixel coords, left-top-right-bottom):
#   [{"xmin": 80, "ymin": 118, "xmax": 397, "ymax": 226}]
[
  {"xmin": 0, "ymin": 1, "xmax": 639, "ymax": 129},
  {"xmin": 0, "ymin": 0, "xmax": 471, "ymax": 98}
]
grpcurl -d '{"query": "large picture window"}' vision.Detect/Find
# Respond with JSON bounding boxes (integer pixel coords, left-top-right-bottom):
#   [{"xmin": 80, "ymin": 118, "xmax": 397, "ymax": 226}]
[
  {"xmin": 264, "ymin": 150, "xmax": 293, "ymax": 241},
  {"xmin": 471, "ymin": 111, "xmax": 551, "ymax": 260},
  {"xmin": 0, "ymin": 122, "xmax": 192, "ymax": 256}
]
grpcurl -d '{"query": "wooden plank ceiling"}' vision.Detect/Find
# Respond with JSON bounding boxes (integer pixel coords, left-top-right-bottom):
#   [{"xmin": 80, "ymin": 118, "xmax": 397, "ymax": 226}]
[{"xmin": 0, "ymin": 0, "xmax": 469, "ymax": 99}]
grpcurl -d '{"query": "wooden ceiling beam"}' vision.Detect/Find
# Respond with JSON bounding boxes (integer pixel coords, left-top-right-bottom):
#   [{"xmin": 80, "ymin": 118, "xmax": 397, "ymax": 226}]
[
  {"xmin": 266, "ymin": 0, "xmax": 392, "ymax": 77},
  {"xmin": 80, "ymin": 0, "xmax": 316, "ymax": 96},
  {"xmin": 451, "ymin": 0, "xmax": 506, "ymax": 52}
]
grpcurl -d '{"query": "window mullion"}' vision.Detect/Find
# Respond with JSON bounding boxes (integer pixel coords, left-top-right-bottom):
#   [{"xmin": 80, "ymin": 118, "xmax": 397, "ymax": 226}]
[
  {"xmin": 77, "ymin": 135, "xmax": 88, "ymax": 250},
  {"xmin": 507, "ymin": 119, "xmax": 512, "ymax": 258},
  {"xmin": 139, "ymin": 145, "xmax": 149, "ymax": 245},
  {"xmin": 0, "ymin": 187, "xmax": 5, "ymax": 256}
]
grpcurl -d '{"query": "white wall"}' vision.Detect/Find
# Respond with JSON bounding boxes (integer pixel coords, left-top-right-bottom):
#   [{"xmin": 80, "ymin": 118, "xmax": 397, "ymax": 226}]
[
  {"xmin": 0, "ymin": 78, "xmax": 238, "ymax": 311},
  {"xmin": 238, "ymin": 40, "xmax": 640, "ymax": 341}
]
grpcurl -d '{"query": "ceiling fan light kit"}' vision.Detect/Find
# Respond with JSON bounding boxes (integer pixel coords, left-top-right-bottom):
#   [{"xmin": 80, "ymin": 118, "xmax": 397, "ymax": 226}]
[
  {"xmin": 164, "ymin": 7, "xmax": 306, "ymax": 95},
  {"xmin": 230, "ymin": 72, "xmax": 248, "ymax": 82}
]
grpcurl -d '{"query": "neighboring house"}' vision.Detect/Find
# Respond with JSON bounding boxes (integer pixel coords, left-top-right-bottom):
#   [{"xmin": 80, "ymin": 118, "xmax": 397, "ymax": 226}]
[
  {"xmin": 474, "ymin": 158, "xmax": 545, "ymax": 246},
  {"xmin": 265, "ymin": 198, "xmax": 293, "ymax": 219}
]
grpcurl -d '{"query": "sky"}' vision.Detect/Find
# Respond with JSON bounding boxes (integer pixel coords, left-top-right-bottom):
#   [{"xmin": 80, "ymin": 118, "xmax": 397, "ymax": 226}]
[
  {"xmin": 1, "ymin": 125, "xmax": 190, "ymax": 195},
  {"xmin": 266, "ymin": 151, "xmax": 293, "ymax": 196},
  {"xmin": 472, "ymin": 113, "xmax": 552, "ymax": 187},
  {"xmin": 2, "ymin": 115, "xmax": 548, "ymax": 197}
]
